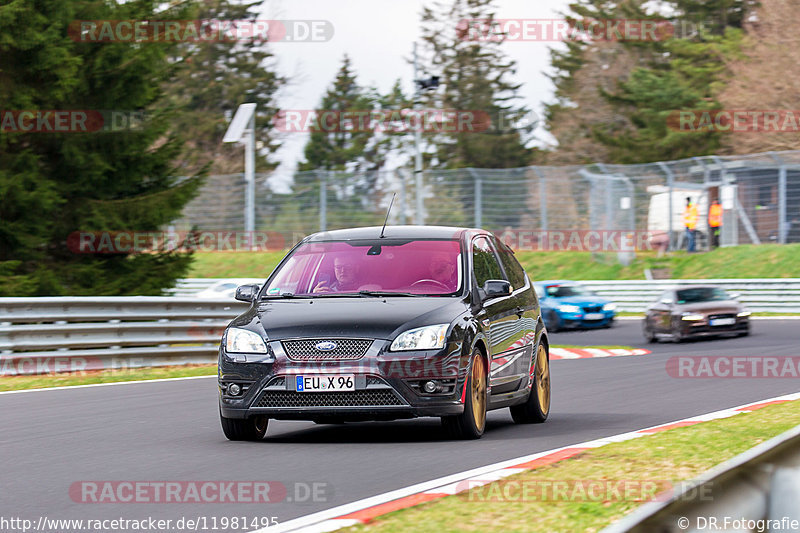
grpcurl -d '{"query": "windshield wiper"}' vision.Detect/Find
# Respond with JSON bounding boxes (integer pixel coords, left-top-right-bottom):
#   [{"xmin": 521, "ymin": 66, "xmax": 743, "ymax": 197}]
[
  {"xmin": 261, "ymin": 292, "xmax": 314, "ymax": 300},
  {"xmin": 358, "ymin": 290, "xmax": 422, "ymax": 297}
]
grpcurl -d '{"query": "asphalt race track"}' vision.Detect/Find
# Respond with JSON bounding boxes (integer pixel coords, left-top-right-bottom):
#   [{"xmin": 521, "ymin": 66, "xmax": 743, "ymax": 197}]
[{"xmin": 2, "ymin": 319, "xmax": 799, "ymax": 529}]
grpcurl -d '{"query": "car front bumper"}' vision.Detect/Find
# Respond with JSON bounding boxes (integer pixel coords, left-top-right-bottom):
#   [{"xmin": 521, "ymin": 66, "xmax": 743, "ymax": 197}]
[{"xmin": 218, "ymin": 340, "xmax": 469, "ymax": 422}]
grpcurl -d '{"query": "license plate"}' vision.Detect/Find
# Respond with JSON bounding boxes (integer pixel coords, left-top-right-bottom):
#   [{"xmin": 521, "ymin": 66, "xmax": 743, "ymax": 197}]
[
  {"xmin": 710, "ymin": 318, "xmax": 736, "ymax": 326},
  {"xmin": 296, "ymin": 375, "xmax": 355, "ymax": 392},
  {"xmin": 584, "ymin": 313, "xmax": 605, "ymax": 320}
]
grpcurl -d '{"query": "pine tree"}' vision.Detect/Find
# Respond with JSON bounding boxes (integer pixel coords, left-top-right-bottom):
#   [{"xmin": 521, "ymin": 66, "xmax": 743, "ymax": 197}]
[
  {"xmin": 419, "ymin": 0, "xmax": 534, "ymax": 169},
  {"xmin": 164, "ymin": 0, "xmax": 284, "ymax": 175},
  {"xmin": 0, "ymin": 0, "xmax": 204, "ymax": 296}
]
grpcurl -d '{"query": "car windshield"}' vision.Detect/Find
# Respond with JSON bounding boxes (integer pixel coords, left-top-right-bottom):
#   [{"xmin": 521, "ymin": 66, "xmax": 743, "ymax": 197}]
[
  {"xmin": 263, "ymin": 239, "xmax": 463, "ymax": 297},
  {"xmin": 676, "ymin": 287, "xmax": 731, "ymax": 303},
  {"xmin": 545, "ymin": 285, "xmax": 592, "ymax": 298}
]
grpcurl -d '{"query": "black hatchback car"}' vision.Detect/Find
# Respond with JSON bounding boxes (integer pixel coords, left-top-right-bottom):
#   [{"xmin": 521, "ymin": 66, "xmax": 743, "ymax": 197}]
[{"xmin": 218, "ymin": 226, "xmax": 550, "ymax": 440}]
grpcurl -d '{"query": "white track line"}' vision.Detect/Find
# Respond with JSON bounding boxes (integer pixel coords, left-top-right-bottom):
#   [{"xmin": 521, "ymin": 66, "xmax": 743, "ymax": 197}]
[
  {"xmin": 261, "ymin": 391, "xmax": 800, "ymax": 533},
  {"xmin": 0, "ymin": 374, "xmax": 216, "ymax": 395}
]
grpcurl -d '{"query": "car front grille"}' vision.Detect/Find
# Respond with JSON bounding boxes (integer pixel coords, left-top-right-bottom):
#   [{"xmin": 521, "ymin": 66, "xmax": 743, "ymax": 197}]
[
  {"xmin": 583, "ymin": 306, "xmax": 602, "ymax": 313},
  {"xmin": 282, "ymin": 338, "xmax": 372, "ymax": 360},
  {"xmin": 708, "ymin": 313, "xmax": 736, "ymax": 320},
  {"xmin": 255, "ymin": 389, "xmax": 406, "ymax": 408}
]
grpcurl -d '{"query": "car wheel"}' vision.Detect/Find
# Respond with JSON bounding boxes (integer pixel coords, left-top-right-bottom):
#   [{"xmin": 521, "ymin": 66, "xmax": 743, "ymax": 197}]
[
  {"xmin": 642, "ymin": 320, "xmax": 657, "ymax": 343},
  {"xmin": 442, "ymin": 349, "xmax": 487, "ymax": 439},
  {"xmin": 671, "ymin": 318, "xmax": 685, "ymax": 343},
  {"xmin": 220, "ymin": 411, "xmax": 269, "ymax": 441},
  {"xmin": 547, "ymin": 310, "xmax": 561, "ymax": 332},
  {"xmin": 510, "ymin": 341, "xmax": 550, "ymax": 424}
]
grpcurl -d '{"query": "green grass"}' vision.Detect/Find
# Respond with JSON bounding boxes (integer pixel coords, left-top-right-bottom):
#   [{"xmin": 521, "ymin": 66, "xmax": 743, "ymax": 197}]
[
  {"xmin": 186, "ymin": 244, "xmax": 800, "ymax": 280},
  {"xmin": 0, "ymin": 364, "xmax": 217, "ymax": 392},
  {"xmin": 344, "ymin": 400, "xmax": 800, "ymax": 533}
]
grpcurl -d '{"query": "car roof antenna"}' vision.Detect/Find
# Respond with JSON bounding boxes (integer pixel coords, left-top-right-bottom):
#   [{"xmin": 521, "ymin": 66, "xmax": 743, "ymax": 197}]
[{"xmin": 379, "ymin": 193, "xmax": 396, "ymax": 239}]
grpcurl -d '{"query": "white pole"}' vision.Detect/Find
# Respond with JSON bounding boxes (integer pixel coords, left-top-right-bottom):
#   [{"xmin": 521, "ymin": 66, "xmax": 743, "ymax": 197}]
[
  {"xmin": 413, "ymin": 42, "xmax": 424, "ymax": 225},
  {"xmin": 244, "ymin": 112, "xmax": 255, "ymax": 249}
]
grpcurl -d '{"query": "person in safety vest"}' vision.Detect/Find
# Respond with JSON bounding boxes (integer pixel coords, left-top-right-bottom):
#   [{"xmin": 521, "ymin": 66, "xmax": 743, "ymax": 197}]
[
  {"xmin": 682, "ymin": 197, "xmax": 698, "ymax": 252},
  {"xmin": 709, "ymin": 199, "xmax": 722, "ymax": 248}
]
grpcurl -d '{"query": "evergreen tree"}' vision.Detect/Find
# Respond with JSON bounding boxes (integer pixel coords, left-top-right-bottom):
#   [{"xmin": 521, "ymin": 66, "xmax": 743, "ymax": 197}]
[
  {"xmin": 0, "ymin": 0, "xmax": 203, "ymax": 296},
  {"xmin": 419, "ymin": 0, "xmax": 535, "ymax": 169}
]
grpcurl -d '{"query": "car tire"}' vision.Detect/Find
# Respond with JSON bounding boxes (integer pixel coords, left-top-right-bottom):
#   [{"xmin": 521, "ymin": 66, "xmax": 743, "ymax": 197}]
[
  {"xmin": 220, "ymin": 411, "xmax": 269, "ymax": 441},
  {"xmin": 510, "ymin": 341, "xmax": 550, "ymax": 424},
  {"xmin": 442, "ymin": 349, "xmax": 487, "ymax": 440},
  {"xmin": 547, "ymin": 310, "xmax": 561, "ymax": 333},
  {"xmin": 642, "ymin": 320, "xmax": 657, "ymax": 343}
]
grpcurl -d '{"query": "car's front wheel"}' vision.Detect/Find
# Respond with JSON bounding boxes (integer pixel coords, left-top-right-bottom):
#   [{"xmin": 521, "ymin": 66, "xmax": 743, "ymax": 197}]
[
  {"xmin": 220, "ymin": 411, "xmax": 269, "ymax": 441},
  {"xmin": 642, "ymin": 319, "xmax": 657, "ymax": 343},
  {"xmin": 510, "ymin": 341, "xmax": 550, "ymax": 424},
  {"xmin": 442, "ymin": 349, "xmax": 487, "ymax": 439}
]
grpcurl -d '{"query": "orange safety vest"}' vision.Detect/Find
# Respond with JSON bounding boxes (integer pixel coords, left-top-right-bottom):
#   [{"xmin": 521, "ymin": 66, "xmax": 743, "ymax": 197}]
[
  {"xmin": 709, "ymin": 203, "xmax": 722, "ymax": 228},
  {"xmin": 683, "ymin": 203, "xmax": 698, "ymax": 230}
]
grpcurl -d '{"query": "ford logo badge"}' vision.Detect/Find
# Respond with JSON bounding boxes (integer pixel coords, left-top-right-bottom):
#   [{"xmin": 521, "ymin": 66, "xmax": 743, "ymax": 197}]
[{"xmin": 315, "ymin": 341, "xmax": 337, "ymax": 351}]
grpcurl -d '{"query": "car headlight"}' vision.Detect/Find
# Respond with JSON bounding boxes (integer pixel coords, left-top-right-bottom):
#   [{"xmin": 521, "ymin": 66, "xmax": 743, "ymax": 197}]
[
  {"xmin": 737, "ymin": 310, "xmax": 751, "ymax": 317},
  {"xmin": 225, "ymin": 327, "xmax": 268, "ymax": 354},
  {"xmin": 390, "ymin": 324, "xmax": 448, "ymax": 351},
  {"xmin": 681, "ymin": 313, "xmax": 704, "ymax": 321},
  {"xmin": 558, "ymin": 304, "xmax": 581, "ymax": 313},
  {"xmin": 603, "ymin": 303, "xmax": 617, "ymax": 312}
]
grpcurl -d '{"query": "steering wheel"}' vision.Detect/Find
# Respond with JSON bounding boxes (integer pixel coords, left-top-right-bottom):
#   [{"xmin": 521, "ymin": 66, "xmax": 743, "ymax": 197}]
[{"xmin": 410, "ymin": 278, "xmax": 450, "ymax": 291}]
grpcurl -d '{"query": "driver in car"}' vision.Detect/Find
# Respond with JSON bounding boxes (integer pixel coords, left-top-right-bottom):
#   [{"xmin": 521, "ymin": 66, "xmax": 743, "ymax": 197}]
[
  {"xmin": 428, "ymin": 253, "xmax": 457, "ymax": 291},
  {"xmin": 313, "ymin": 257, "xmax": 361, "ymax": 293}
]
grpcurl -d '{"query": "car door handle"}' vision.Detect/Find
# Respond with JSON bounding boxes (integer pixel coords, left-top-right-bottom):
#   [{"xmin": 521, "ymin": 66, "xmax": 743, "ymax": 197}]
[{"xmin": 515, "ymin": 307, "xmax": 525, "ymax": 317}]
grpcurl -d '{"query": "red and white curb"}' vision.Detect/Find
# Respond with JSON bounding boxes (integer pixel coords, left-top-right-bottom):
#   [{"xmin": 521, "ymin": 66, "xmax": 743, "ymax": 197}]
[
  {"xmin": 550, "ymin": 347, "xmax": 650, "ymax": 360},
  {"xmin": 260, "ymin": 391, "xmax": 800, "ymax": 533}
]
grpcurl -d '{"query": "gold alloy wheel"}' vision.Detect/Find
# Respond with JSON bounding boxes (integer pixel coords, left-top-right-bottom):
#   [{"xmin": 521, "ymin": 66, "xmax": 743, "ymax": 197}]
[
  {"xmin": 471, "ymin": 356, "xmax": 487, "ymax": 432},
  {"xmin": 536, "ymin": 344, "xmax": 550, "ymax": 416}
]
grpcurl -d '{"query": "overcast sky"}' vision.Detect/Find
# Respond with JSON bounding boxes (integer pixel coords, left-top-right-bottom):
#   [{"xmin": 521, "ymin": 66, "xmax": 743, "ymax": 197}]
[{"xmin": 258, "ymin": 0, "xmax": 572, "ymax": 189}]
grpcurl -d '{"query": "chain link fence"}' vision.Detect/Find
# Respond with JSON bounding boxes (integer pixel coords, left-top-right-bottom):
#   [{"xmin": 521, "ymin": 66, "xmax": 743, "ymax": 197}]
[{"xmin": 172, "ymin": 150, "xmax": 800, "ymax": 250}]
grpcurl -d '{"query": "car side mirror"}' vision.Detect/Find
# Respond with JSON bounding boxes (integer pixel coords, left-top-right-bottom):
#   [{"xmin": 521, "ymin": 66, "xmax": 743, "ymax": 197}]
[
  {"xmin": 235, "ymin": 284, "xmax": 259, "ymax": 302},
  {"xmin": 660, "ymin": 298, "xmax": 674, "ymax": 306},
  {"xmin": 730, "ymin": 293, "xmax": 740, "ymax": 300},
  {"xmin": 483, "ymin": 280, "xmax": 511, "ymax": 300}
]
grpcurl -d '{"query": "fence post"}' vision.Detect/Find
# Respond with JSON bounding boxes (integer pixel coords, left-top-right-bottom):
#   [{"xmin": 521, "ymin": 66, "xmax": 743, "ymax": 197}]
[
  {"xmin": 397, "ymin": 169, "xmax": 407, "ymax": 225},
  {"xmin": 532, "ymin": 167, "xmax": 547, "ymax": 232},
  {"xmin": 469, "ymin": 168, "xmax": 482, "ymax": 227},
  {"xmin": 320, "ymin": 171, "xmax": 328, "ymax": 232},
  {"xmin": 769, "ymin": 152, "xmax": 788, "ymax": 244},
  {"xmin": 657, "ymin": 161, "xmax": 675, "ymax": 251}
]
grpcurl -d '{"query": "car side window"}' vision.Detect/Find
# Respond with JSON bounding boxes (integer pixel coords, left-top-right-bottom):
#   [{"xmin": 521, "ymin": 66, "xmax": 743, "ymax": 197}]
[
  {"xmin": 472, "ymin": 237, "xmax": 505, "ymax": 287},
  {"xmin": 495, "ymin": 240, "xmax": 527, "ymax": 290}
]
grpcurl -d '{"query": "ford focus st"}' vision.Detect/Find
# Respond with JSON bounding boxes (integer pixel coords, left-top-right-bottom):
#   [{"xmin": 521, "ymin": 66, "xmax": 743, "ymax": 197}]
[{"xmin": 218, "ymin": 226, "xmax": 551, "ymax": 441}]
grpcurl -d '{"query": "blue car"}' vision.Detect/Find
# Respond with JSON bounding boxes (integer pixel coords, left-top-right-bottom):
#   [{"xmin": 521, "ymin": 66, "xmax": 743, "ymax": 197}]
[{"xmin": 535, "ymin": 280, "xmax": 616, "ymax": 332}]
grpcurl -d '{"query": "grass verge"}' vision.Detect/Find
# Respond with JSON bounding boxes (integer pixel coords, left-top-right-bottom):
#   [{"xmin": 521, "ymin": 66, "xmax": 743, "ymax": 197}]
[
  {"xmin": 344, "ymin": 400, "xmax": 800, "ymax": 533},
  {"xmin": 0, "ymin": 364, "xmax": 217, "ymax": 392}
]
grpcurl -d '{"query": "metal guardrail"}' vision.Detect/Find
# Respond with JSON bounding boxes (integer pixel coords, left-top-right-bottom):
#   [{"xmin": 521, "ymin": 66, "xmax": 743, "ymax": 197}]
[
  {"xmin": 579, "ymin": 279, "xmax": 800, "ymax": 313},
  {"xmin": 0, "ymin": 297, "xmax": 246, "ymax": 375},
  {"xmin": 171, "ymin": 278, "xmax": 800, "ymax": 313},
  {"xmin": 601, "ymin": 421, "xmax": 800, "ymax": 533},
  {"xmin": 2, "ymin": 278, "xmax": 798, "ymax": 375}
]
